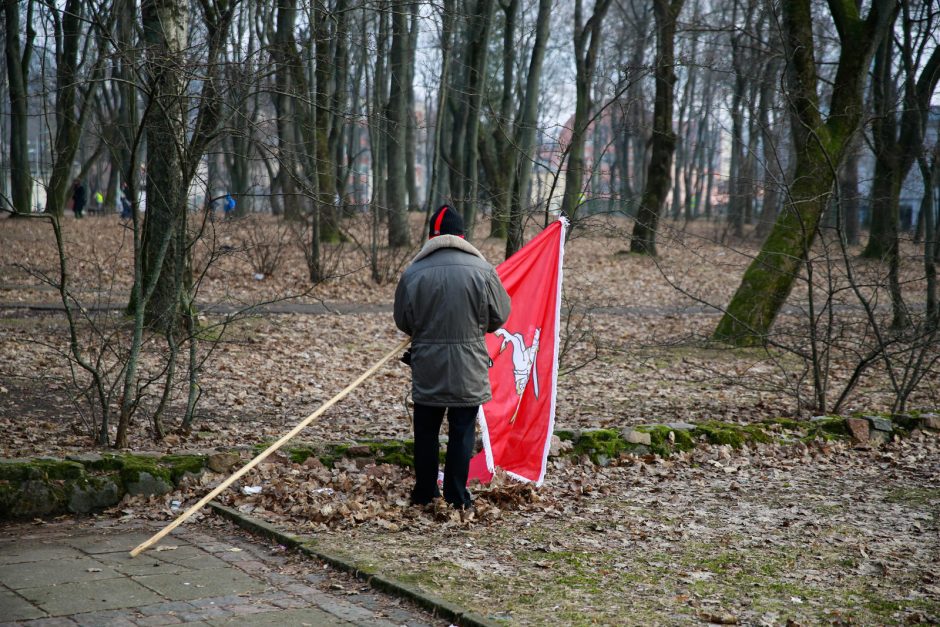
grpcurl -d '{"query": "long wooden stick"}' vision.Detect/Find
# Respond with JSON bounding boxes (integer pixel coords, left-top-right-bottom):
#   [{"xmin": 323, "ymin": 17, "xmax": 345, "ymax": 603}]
[{"xmin": 130, "ymin": 336, "xmax": 411, "ymax": 557}]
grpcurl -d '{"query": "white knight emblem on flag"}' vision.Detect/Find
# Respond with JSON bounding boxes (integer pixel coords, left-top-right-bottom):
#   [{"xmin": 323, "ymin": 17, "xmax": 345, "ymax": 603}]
[{"xmin": 494, "ymin": 328, "xmax": 541, "ymax": 400}]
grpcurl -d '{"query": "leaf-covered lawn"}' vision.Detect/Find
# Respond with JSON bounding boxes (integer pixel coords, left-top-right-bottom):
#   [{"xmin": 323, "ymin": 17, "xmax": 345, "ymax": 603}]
[
  {"xmin": 2, "ymin": 215, "xmax": 939, "ymax": 624},
  {"xmin": 207, "ymin": 436, "xmax": 939, "ymax": 625}
]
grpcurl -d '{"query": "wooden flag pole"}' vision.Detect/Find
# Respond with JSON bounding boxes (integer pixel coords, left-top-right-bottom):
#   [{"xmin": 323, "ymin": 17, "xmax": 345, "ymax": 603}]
[{"xmin": 130, "ymin": 336, "xmax": 411, "ymax": 557}]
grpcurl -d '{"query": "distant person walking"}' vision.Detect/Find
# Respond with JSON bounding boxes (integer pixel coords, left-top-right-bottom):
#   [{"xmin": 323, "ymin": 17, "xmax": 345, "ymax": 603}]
[
  {"xmin": 72, "ymin": 179, "xmax": 87, "ymax": 218},
  {"xmin": 223, "ymin": 193, "xmax": 236, "ymax": 219},
  {"xmin": 120, "ymin": 183, "xmax": 133, "ymax": 220}
]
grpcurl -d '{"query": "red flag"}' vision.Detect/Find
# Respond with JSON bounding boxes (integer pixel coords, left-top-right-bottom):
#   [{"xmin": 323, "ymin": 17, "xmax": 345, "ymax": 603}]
[{"xmin": 469, "ymin": 218, "xmax": 567, "ymax": 486}]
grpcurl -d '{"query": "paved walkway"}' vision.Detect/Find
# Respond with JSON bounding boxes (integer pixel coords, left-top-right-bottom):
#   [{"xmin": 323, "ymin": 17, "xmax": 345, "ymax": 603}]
[{"xmin": 0, "ymin": 518, "xmax": 444, "ymax": 626}]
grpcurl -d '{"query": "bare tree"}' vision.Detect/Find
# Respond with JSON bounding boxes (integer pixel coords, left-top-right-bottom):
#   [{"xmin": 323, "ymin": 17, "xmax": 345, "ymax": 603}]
[
  {"xmin": 3, "ymin": 0, "xmax": 36, "ymax": 215},
  {"xmin": 713, "ymin": 0, "xmax": 897, "ymax": 345},
  {"xmin": 43, "ymin": 0, "xmax": 105, "ymax": 217},
  {"xmin": 386, "ymin": 0, "xmax": 412, "ymax": 247},
  {"xmin": 560, "ymin": 0, "xmax": 613, "ymax": 219},
  {"xmin": 629, "ymin": 0, "xmax": 685, "ymax": 255}
]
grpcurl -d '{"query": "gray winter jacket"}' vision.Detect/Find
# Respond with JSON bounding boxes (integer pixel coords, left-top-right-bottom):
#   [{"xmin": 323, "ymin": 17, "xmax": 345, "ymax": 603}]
[{"xmin": 394, "ymin": 235, "xmax": 511, "ymax": 407}]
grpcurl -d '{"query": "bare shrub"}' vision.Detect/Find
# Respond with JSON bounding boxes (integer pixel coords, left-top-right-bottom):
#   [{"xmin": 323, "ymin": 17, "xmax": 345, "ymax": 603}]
[{"xmin": 234, "ymin": 215, "xmax": 293, "ymax": 278}]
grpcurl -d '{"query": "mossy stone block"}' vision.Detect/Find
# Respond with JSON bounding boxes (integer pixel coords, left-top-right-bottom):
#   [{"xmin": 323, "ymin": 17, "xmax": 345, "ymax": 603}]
[
  {"xmin": 119, "ymin": 457, "xmax": 173, "ymax": 494},
  {"xmin": 68, "ymin": 475, "xmax": 122, "ymax": 513},
  {"xmin": 572, "ymin": 429, "xmax": 627, "ymax": 463},
  {"xmin": 0, "ymin": 461, "xmax": 31, "ymax": 482},
  {"xmin": 864, "ymin": 416, "xmax": 893, "ymax": 433},
  {"xmin": 812, "ymin": 418, "xmax": 848, "ymax": 436},
  {"xmin": 761, "ymin": 417, "xmax": 806, "ymax": 432},
  {"xmin": 125, "ymin": 471, "xmax": 172, "ymax": 496},
  {"xmin": 692, "ymin": 422, "xmax": 745, "ymax": 448},
  {"xmin": 287, "ymin": 446, "xmax": 318, "ymax": 464},
  {"xmin": 635, "ymin": 425, "xmax": 695, "ymax": 455},
  {"xmin": 161, "ymin": 454, "xmax": 207, "ymax": 481},
  {"xmin": 890, "ymin": 414, "xmax": 920, "ymax": 430},
  {"xmin": 207, "ymin": 452, "xmax": 241, "ymax": 473},
  {"xmin": 369, "ymin": 440, "xmax": 414, "ymax": 467},
  {"xmin": 0, "ymin": 479, "xmax": 68, "ymax": 518},
  {"xmin": 80, "ymin": 454, "xmax": 127, "ymax": 472}
]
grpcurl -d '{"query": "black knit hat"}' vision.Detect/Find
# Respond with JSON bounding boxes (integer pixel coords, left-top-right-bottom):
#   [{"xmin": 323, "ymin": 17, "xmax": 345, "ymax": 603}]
[{"xmin": 428, "ymin": 204, "xmax": 465, "ymax": 239}]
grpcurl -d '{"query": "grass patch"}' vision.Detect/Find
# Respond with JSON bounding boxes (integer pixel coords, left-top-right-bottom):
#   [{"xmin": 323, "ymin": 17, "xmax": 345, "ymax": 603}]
[{"xmin": 883, "ymin": 487, "xmax": 940, "ymax": 506}]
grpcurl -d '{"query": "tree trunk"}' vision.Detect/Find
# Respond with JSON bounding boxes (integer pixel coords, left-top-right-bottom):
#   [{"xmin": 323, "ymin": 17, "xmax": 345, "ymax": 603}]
[
  {"xmin": 672, "ymin": 34, "xmax": 695, "ymax": 222},
  {"xmin": 330, "ymin": 0, "xmax": 349, "ymax": 206},
  {"xmin": 862, "ymin": 35, "xmax": 900, "ymax": 261},
  {"xmin": 457, "ymin": 0, "xmax": 495, "ymax": 233},
  {"xmin": 919, "ymin": 147, "xmax": 938, "ymax": 325},
  {"xmin": 426, "ymin": 0, "xmax": 454, "ymax": 214},
  {"xmin": 226, "ymin": 8, "xmax": 256, "ymax": 219},
  {"xmin": 139, "ymin": 0, "xmax": 190, "ymax": 332},
  {"xmin": 863, "ymin": 5, "xmax": 940, "ymax": 257},
  {"xmin": 560, "ymin": 0, "xmax": 614, "ymax": 218},
  {"xmin": 630, "ymin": 0, "xmax": 684, "ymax": 255},
  {"xmin": 4, "ymin": 0, "xmax": 34, "ymax": 215},
  {"xmin": 43, "ymin": 0, "xmax": 86, "ymax": 217},
  {"xmin": 487, "ymin": 0, "xmax": 519, "ymax": 239},
  {"xmin": 713, "ymin": 0, "xmax": 896, "ymax": 345},
  {"xmin": 504, "ymin": 0, "xmax": 552, "ymax": 258},
  {"xmin": 839, "ymin": 137, "xmax": 861, "ymax": 245},
  {"xmin": 115, "ymin": 0, "xmax": 138, "ymax": 210},
  {"xmin": 726, "ymin": 1, "xmax": 754, "ymax": 239},
  {"xmin": 404, "ymin": 2, "xmax": 420, "ymax": 212},
  {"xmin": 315, "ymin": 3, "xmax": 340, "ymax": 242},
  {"xmin": 756, "ymin": 58, "xmax": 784, "ymax": 240},
  {"xmin": 370, "ymin": 1, "xmax": 389, "ymax": 257},
  {"xmin": 385, "ymin": 0, "xmax": 411, "ymax": 247},
  {"xmin": 271, "ymin": 0, "xmax": 302, "ymax": 221}
]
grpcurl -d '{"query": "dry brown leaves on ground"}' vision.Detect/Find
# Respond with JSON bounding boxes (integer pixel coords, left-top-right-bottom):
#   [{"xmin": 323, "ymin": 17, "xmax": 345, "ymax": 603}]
[
  {"xmin": 2, "ymin": 214, "xmax": 939, "ymax": 624},
  {"xmin": 136, "ymin": 433, "xmax": 940, "ymax": 625}
]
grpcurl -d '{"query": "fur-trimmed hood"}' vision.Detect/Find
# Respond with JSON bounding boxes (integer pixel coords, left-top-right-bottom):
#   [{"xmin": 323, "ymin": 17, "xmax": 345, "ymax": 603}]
[{"xmin": 411, "ymin": 235, "xmax": 487, "ymax": 264}]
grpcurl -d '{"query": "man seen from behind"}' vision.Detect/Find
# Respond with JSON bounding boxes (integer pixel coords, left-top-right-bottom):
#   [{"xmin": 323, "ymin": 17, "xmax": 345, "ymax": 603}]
[{"xmin": 393, "ymin": 205, "xmax": 511, "ymax": 510}]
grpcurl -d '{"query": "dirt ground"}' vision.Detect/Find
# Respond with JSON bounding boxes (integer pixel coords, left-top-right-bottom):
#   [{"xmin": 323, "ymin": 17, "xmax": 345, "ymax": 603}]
[{"xmin": 1, "ymin": 213, "xmax": 939, "ymax": 624}]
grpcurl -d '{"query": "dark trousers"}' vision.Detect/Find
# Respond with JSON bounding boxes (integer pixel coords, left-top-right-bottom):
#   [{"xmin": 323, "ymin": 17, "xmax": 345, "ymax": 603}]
[{"xmin": 411, "ymin": 404, "xmax": 478, "ymax": 508}]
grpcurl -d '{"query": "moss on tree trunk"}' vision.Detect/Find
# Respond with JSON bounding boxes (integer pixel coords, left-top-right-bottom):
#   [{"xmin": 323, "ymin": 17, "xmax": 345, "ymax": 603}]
[{"xmin": 713, "ymin": 145, "xmax": 835, "ymax": 345}]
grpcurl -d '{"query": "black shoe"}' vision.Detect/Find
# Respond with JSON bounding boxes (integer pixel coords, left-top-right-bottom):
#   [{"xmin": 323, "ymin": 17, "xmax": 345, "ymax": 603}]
[{"xmin": 410, "ymin": 491, "xmax": 441, "ymax": 507}]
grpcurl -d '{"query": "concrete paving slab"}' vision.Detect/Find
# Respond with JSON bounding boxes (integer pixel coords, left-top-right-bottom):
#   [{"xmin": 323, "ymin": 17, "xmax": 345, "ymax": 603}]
[
  {"xmin": 149, "ymin": 545, "xmax": 230, "ymax": 571},
  {"xmin": 68, "ymin": 608, "xmax": 139, "ymax": 626},
  {"xmin": 135, "ymin": 599, "xmax": 198, "ymax": 616},
  {"xmin": 133, "ymin": 614, "xmax": 185, "ymax": 626},
  {"xmin": 206, "ymin": 606, "xmax": 351, "ymax": 626},
  {"xmin": 0, "ymin": 542, "xmax": 85, "ymax": 565},
  {"xmin": 0, "ymin": 618, "xmax": 79, "ymax": 626},
  {"xmin": 65, "ymin": 533, "xmax": 178, "ymax": 555},
  {"xmin": 176, "ymin": 606, "xmax": 231, "ymax": 622},
  {"xmin": 94, "ymin": 551, "xmax": 191, "ymax": 577},
  {"xmin": 0, "ymin": 556, "xmax": 121, "ymax": 589},
  {"xmin": 17, "ymin": 577, "xmax": 164, "ymax": 616},
  {"xmin": 0, "ymin": 586, "xmax": 46, "ymax": 620},
  {"xmin": 315, "ymin": 595, "xmax": 379, "ymax": 623},
  {"xmin": 132, "ymin": 568, "xmax": 266, "ymax": 601}
]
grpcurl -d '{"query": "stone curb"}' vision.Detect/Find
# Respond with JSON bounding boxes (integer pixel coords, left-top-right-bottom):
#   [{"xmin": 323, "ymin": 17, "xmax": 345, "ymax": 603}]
[{"xmin": 207, "ymin": 501, "xmax": 499, "ymax": 627}]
